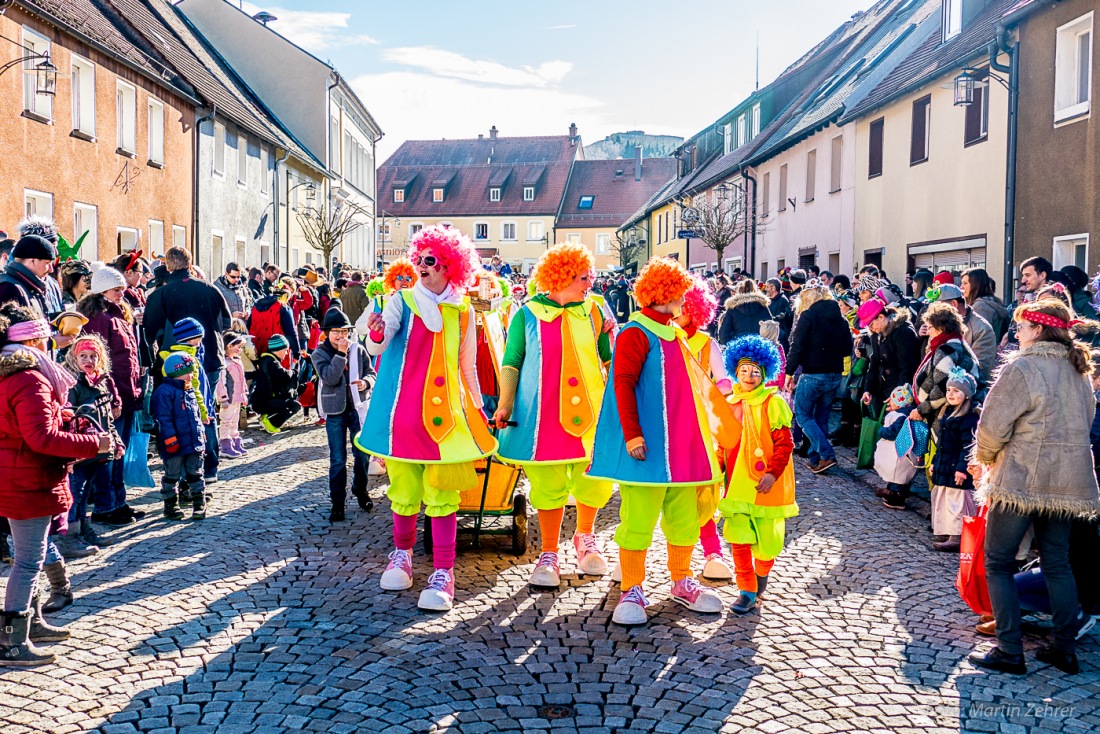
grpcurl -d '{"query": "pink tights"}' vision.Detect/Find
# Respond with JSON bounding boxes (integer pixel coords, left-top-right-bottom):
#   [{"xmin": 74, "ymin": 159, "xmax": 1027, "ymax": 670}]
[
  {"xmin": 699, "ymin": 519, "xmax": 723, "ymax": 557},
  {"xmin": 392, "ymin": 512, "xmax": 457, "ymax": 570}
]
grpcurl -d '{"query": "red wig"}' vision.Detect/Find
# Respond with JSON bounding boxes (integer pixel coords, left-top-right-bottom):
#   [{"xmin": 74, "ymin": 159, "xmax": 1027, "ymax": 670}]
[
  {"xmin": 681, "ymin": 273, "xmax": 718, "ymax": 327},
  {"xmin": 534, "ymin": 242, "xmax": 594, "ymax": 294},
  {"xmin": 633, "ymin": 257, "xmax": 693, "ymax": 308},
  {"xmin": 407, "ymin": 225, "xmax": 481, "ymax": 289}
]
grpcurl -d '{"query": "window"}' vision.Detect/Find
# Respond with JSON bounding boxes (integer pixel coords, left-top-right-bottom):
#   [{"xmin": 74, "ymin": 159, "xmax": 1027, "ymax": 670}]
[
  {"xmin": 776, "ymin": 258, "xmax": 785, "ymax": 273},
  {"xmin": 172, "ymin": 225, "xmax": 187, "ymax": 249},
  {"xmin": 260, "ymin": 147, "xmax": 270, "ymax": 194},
  {"xmin": 1055, "ymin": 13, "xmax": 1093, "ymax": 123},
  {"xmin": 596, "ymin": 233, "xmax": 611, "ymax": 254},
  {"xmin": 409, "ymin": 223, "xmax": 424, "ymax": 238},
  {"xmin": 778, "ymin": 164, "xmax": 788, "ymax": 212},
  {"xmin": 911, "ymin": 96, "xmax": 931, "ymax": 165},
  {"xmin": 394, "ymin": 188, "xmax": 405, "ymax": 203},
  {"xmin": 259, "ymin": 242, "xmax": 272, "ymax": 267},
  {"xmin": 236, "ymin": 237, "xmax": 246, "ymax": 266},
  {"xmin": 432, "ymin": 188, "xmax": 444, "ymax": 203},
  {"xmin": 213, "ymin": 121, "xmax": 226, "ymax": 175},
  {"xmin": 73, "ymin": 203, "xmax": 97, "ymax": 260},
  {"xmin": 751, "ymin": 103, "xmax": 761, "ymax": 139},
  {"xmin": 474, "ymin": 222, "xmax": 489, "ymax": 240},
  {"xmin": 805, "ymin": 149, "xmax": 817, "ymax": 202},
  {"xmin": 944, "ymin": 0, "xmax": 962, "ymax": 41},
  {"xmin": 723, "ymin": 122, "xmax": 732, "ymax": 154},
  {"xmin": 566, "ymin": 233, "xmax": 581, "ymax": 244},
  {"xmin": 329, "ymin": 115, "xmax": 340, "ymax": 172},
  {"xmin": 523, "ymin": 186, "xmax": 535, "ymax": 202},
  {"xmin": 488, "ymin": 187, "xmax": 501, "ymax": 202},
  {"xmin": 212, "ymin": 233, "xmax": 224, "ymax": 272},
  {"xmin": 71, "ymin": 55, "xmax": 95, "ymax": 137},
  {"xmin": 528, "ymin": 220, "xmax": 545, "ymax": 242},
  {"xmin": 24, "ymin": 189, "xmax": 53, "ymax": 219},
  {"xmin": 762, "ymin": 172, "xmax": 771, "ymax": 214},
  {"xmin": 578, "ymin": 195, "xmax": 594, "ymax": 209},
  {"xmin": 737, "ymin": 115, "xmax": 747, "ymax": 147},
  {"xmin": 1053, "ymin": 234, "xmax": 1089, "ymax": 270},
  {"xmin": 149, "ymin": 220, "xmax": 164, "ymax": 257},
  {"xmin": 964, "ymin": 72, "xmax": 990, "ymax": 145},
  {"xmin": 868, "ymin": 117, "xmax": 885, "ymax": 178},
  {"xmin": 148, "ymin": 98, "xmax": 165, "ymax": 165},
  {"xmin": 116, "ymin": 81, "xmax": 136, "ymax": 154},
  {"xmin": 291, "ymin": 248, "xmax": 300, "ymax": 270},
  {"xmin": 830, "ymin": 135, "xmax": 843, "ymax": 193},
  {"xmin": 21, "ymin": 27, "xmax": 51, "ymax": 120},
  {"xmin": 501, "ymin": 222, "xmax": 517, "ymax": 241},
  {"xmin": 117, "ymin": 227, "xmax": 140, "ymax": 254},
  {"xmin": 237, "ymin": 133, "xmax": 248, "ymax": 185}
]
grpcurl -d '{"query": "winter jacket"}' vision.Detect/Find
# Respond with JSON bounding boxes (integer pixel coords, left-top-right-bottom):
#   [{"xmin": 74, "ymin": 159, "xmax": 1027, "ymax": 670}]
[
  {"xmin": 248, "ymin": 278, "xmax": 266, "ymax": 301},
  {"xmin": 248, "ymin": 295, "xmax": 300, "ymax": 358},
  {"xmin": 718, "ymin": 292, "xmax": 772, "ymax": 345},
  {"xmin": 1073, "ymin": 289, "xmax": 1098, "ymax": 320},
  {"xmin": 785, "ymin": 299, "xmax": 854, "ymax": 376},
  {"xmin": 607, "ymin": 285, "xmax": 633, "ymax": 323},
  {"xmin": 975, "ymin": 341, "xmax": 1100, "ymax": 518},
  {"xmin": 866, "ymin": 311, "xmax": 921, "ymax": 404},
  {"xmin": 931, "ymin": 408, "xmax": 980, "ymax": 489},
  {"xmin": 160, "ymin": 344, "xmax": 214, "ymax": 422},
  {"xmin": 971, "ymin": 295, "xmax": 1010, "ymax": 342},
  {"xmin": 339, "ymin": 284, "xmax": 370, "ymax": 325},
  {"xmin": 0, "ymin": 349, "xmax": 100, "ymax": 519},
  {"xmin": 767, "ymin": 292, "xmax": 793, "ymax": 347},
  {"xmin": 67, "ymin": 371, "xmax": 123, "ymax": 453},
  {"xmin": 311, "ymin": 340, "xmax": 376, "ymax": 417},
  {"xmin": 875, "ymin": 410, "xmax": 919, "ymax": 485},
  {"xmin": 0, "ymin": 262, "xmax": 51, "ymax": 319},
  {"xmin": 913, "ymin": 337, "xmax": 979, "ymax": 428},
  {"xmin": 143, "ymin": 269, "xmax": 232, "ymax": 373},
  {"xmin": 1072, "ymin": 319, "xmax": 1100, "ymax": 351},
  {"xmin": 250, "ymin": 353, "xmax": 297, "ymax": 413},
  {"xmin": 216, "ymin": 356, "xmax": 248, "ymax": 405},
  {"xmin": 214, "ymin": 275, "xmax": 253, "ymax": 317},
  {"xmin": 151, "ymin": 378, "xmax": 205, "ymax": 457},
  {"xmin": 78, "ymin": 299, "xmax": 143, "ymax": 412},
  {"xmin": 963, "ymin": 308, "xmax": 998, "ymax": 387}
]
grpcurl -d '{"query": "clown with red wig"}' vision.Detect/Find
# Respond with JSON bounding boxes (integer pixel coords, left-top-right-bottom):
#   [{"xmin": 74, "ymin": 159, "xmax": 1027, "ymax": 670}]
[
  {"xmin": 676, "ymin": 274, "xmax": 731, "ymax": 394},
  {"xmin": 494, "ymin": 242, "xmax": 614, "ymax": 588},
  {"xmin": 355, "ymin": 225, "xmax": 497, "ymax": 611},
  {"xmin": 587, "ymin": 257, "xmax": 727, "ymax": 625}
]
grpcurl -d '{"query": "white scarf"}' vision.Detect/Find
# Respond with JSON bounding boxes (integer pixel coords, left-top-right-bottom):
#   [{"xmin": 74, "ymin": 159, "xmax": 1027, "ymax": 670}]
[
  {"xmin": 411, "ymin": 281, "xmax": 464, "ymax": 333},
  {"xmin": 348, "ymin": 340, "xmax": 368, "ymax": 425}
]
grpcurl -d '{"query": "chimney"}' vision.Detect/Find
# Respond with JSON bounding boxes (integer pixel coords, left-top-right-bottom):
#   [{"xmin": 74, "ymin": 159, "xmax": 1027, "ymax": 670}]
[
  {"xmin": 489, "ymin": 126, "xmax": 498, "ymax": 140},
  {"xmin": 634, "ymin": 145, "xmax": 643, "ymax": 181},
  {"xmin": 569, "ymin": 122, "xmax": 578, "ymax": 144},
  {"xmin": 478, "ymin": 134, "xmax": 484, "ymax": 139}
]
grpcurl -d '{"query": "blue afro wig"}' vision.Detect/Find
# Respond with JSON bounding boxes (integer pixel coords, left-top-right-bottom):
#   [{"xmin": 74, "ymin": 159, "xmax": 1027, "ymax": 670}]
[{"xmin": 724, "ymin": 334, "xmax": 782, "ymax": 383}]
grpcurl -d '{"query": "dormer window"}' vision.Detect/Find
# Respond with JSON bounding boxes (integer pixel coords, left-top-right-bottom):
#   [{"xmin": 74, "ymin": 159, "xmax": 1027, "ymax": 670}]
[
  {"xmin": 943, "ymin": 0, "xmax": 962, "ymax": 41},
  {"xmin": 578, "ymin": 195, "xmax": 594, "ymax": 209},
  {"xmin": 393, "ymin": 188, "xmax": 405, "ymax": 203},
  {"xmin": 489, "ymin": 187, "xmax": 501, "ymax": 202},
  {"xmin": 523, "ymin": 186, "xmax": 535, "ymax": 202},
  {"xmin": 432, "ymin": 188, "xmax": 444, "ymax": 203}
]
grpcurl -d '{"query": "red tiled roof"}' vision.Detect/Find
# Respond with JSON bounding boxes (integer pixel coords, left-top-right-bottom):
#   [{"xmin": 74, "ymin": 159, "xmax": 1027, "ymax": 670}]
[{"xmin": 556, "ymin": 158, "xmax": 678, "ymax": 228}]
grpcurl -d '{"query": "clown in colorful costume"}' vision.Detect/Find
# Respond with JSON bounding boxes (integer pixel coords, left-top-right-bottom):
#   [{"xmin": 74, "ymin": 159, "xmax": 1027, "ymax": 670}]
[
  {"xmin": 494, "ymin": 243, "xmax": 614, "ymax": 588},
  {"xmin": 587, "ymin": 258, "xmax": 726, "ymax": 625},
  {"xmin": 356, "ymin": 225, "xmax": 496, "ymax": 612},
  {"xmin": 720, "ymin": 335, "xmax": 798, "ymax": 615}
]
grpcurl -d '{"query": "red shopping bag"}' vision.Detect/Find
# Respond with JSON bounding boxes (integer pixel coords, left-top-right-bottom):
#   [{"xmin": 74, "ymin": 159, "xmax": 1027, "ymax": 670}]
[{"xmin": 956, "ymin": 506, "xmax": 991, "ymax": 616}]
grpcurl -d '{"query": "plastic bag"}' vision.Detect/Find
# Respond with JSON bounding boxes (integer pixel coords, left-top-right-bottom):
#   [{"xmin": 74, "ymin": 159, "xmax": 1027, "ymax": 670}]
[
  {"xmin": 123, "ymin": 425, "xmax": 155, "ymax": 489},
  {"xmin": 856, "ymin": 404, "xmax": 883, "ymax": 469},
  {"xmin": 957, "ymin": 506, "xmax": 991, "ymax": 616}
]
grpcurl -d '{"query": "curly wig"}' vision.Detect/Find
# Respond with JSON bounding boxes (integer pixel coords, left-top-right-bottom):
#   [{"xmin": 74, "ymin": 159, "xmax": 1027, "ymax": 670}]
[
  {"xmin": 680, "ymin": 273, "xmax": 718, "ymax": 328},
  {"xmin": 384, "ymin": 258, "xmax": 417, "ymax": 292},
  {"xmin": 633, "ymin": 257, "xmax": 693, "ymax": 308},
  {"xmin": 534, "ymin": 242, "xmax": 594, "ymax": 294},
  {"xmin": 723, "ymin": 334, "xmax": 782, "ymax": 383},
  {"xmin": 366, "ymin": 277, "xmax": 386, "ymax": 299},
  {"xmin": 407, "ymin": 225, "xmax": 481, "ymax": 289}
]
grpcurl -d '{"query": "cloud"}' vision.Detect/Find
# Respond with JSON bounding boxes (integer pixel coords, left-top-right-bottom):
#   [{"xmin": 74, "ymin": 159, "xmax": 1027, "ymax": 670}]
[
  {"xmin": 239, "ymin": 2, "xmax": 377, "ymax": 52},
  {"xmin": 380, "ymin": 47, "xmax": 573, "ymax": 88},
  {"xmin": 544, "ymin": 24, "xmax": 577, "ymax": 30}
]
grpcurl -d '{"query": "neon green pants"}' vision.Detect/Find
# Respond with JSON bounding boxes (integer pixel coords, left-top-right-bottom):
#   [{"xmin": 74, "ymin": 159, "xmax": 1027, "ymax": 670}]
[
  {"xmin": 524, "ymin": 462, "xmax": 613, "ymax": 511},
  {"xmin": 614, "ymin": 484, "xmax": 700, "ymax": 551},
  {"xmin": 386, "ymin": 460, "xmax": 461, "ymax": 517},
  {"xmin": 722, "ymin": 513, "xmax": 786, "ymax": 561}
]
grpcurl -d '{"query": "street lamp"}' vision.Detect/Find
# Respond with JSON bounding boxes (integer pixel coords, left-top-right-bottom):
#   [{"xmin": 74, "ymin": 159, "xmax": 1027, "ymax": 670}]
[
  {"xmin": 953, "ymin": 69, "xmax": 977, "ymax": 106},
  {"xmin": 0, "ymin": 46, "xmax": 57, "ymax": 96}
]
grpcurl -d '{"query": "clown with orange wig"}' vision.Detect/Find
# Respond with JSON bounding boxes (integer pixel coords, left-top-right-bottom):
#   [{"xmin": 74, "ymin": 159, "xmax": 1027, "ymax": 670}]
[
  {"xmin": 587, "ymin": 257, "xmax": 726, "ymax": 625},
  {"xmin": 383, "ymin": 258, "xmax": 417, "ymax": 294},
  {"xmin": 494, "ymin": 242, "xmax": 613, "ymax": 588},
  {"xmin": 355, "ymin": 225, "xmax": 497, "ymax": 612}
]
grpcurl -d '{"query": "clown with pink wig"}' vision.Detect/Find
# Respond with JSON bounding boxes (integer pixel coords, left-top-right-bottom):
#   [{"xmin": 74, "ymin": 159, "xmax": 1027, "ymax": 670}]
[{"xmin": 355, "ymin": 225, "xmax": 497, "ymax": 611}]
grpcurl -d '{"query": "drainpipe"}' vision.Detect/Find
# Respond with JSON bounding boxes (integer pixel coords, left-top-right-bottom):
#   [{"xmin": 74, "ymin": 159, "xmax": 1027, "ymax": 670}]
[
  {"xmin": 741, "ymin": 165, "xmax": 758, "ymax": 276},
  {"xmin": 273, "ymin": 148, "xmax": 290, "ymax": 269},
  {"xmin": 990, "ymin": 28, "xmax": 1018, "ymax": 295},
  {"xmin": 193, "ymin": 106, "xmax": 216, "ymax": 268}
]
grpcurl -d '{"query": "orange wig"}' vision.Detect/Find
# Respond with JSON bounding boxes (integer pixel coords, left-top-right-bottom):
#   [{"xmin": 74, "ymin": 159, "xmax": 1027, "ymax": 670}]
[
  {"xmin": 534, "ymin": 242, "xmax": 594, "ymax": 294},
  {"xmin": 384, "ymin": 258, "xmax": 417, "ymax": 292},
  {"xmin": 632, "ymin": 257, "xmax": 693, "ymax": 308}
]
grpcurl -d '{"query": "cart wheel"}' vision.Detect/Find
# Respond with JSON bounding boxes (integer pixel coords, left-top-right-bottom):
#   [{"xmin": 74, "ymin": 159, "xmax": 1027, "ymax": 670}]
[
  {"xmin": 512, "ymin": 494, "xmax": 528, "ymax": 555},
  {"xmin": 423, "ymin": 515, "xmax": 433, "ymax": 554}
]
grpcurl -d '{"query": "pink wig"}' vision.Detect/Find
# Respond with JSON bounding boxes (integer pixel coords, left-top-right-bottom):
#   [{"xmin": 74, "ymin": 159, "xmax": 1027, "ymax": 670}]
[
  {"xmin": 407, "ymin": 225, "xmax": 482, "ymax": 289},
  {"xmin": 681, "ymin": 273, "xmax": 718, "ymax": 328}
]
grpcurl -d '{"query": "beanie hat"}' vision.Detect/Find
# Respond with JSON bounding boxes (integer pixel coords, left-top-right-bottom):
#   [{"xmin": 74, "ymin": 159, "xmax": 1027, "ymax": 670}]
[
  {"xmin": 889, "ymin": 385, "xmax": 914, "ymax": 409},
  {"xmin": 172, "ymin": 317, "xmax": 205, "ymax": 343},
  {"xmin": 946, "ymin": 366, "xmax": 977, "ymax": 398},
  {"xmin": 933, "ymin": 270, "xmax": 955, "ymax": 286},
  {"xmin": 321, "ymin": 308, "xmax": 352, "ymax": 330},
  {"xmin": 789, "ymin": 269, "xmax": 807, "ymax": 285},
  {"xmin": 89, "ymin": 263, "xmax": 127, "ymax": 294},
  {"xmin": 267, "ymin": 333, "xmax": 290, "ymax": 352},
  {"xmin": 857, "ymin": 298, "xmax": 886, "ymax": 328},
  {"xmin": 875, "ymin": 285, "xmax": 901, "ymax": 306},
  {"xmin": 163, "ymin": 352, "xmax": 197, "ymax": 379},
  {"xmin": 11, "ymin": 234, "xmax": 57, "ymax": 261}
]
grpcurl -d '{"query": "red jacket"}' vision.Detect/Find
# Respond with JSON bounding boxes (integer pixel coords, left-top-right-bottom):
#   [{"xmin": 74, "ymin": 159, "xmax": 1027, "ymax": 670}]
[{"xmin": 0, "ymin": 349, "xmax": 101, "ymax": 520}]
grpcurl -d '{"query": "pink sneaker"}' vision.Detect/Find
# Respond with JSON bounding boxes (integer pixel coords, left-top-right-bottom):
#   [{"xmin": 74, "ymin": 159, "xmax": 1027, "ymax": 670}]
[
  {"xmin": 612, "ymin": 585, "xmax": 650, "ymax": 625},
  {"xmin": 380, "ymin": 549, "xmax": 413, "ymax": 591},
  {"xmin": 670, "ymin": 577, "xmax": 723, "ymax": 613},
  {"xmin": 418, "ymin": 568, "xmax": 455, "ymax": 611},
  {"xmin": 572, "ymin": 532, "xmax": 608, "ymax": 575},
  {"xmin": 529, "ymin": 552, "xmax": 561, "ymax": 587}
]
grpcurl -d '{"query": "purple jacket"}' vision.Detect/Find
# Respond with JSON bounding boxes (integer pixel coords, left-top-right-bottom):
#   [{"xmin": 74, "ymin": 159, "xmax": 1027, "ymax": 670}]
[{"xmin": 82, "ymin": 302, "xmax": 143, "ymax": 412}]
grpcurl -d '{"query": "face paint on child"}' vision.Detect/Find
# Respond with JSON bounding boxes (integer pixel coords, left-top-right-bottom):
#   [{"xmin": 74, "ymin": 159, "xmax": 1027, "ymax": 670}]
[
  {"xmin": 736, "ymin": 363, "xmax": 763, "ymax": 392},
  {"xmin": 945, "ymin": 385, "xmax": 966, "ymax": 406}
]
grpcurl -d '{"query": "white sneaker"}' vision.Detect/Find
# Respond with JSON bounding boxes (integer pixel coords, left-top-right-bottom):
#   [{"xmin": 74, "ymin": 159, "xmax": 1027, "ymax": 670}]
[
  {"xmin": 611, "ymin": 564, "xmax": 622, "ymax": 583},
  {"xmin": 529, "ymin": 552, "xmax": 561, "ymax": 588},
  {"xmin": 573, "ymin": 533, "xmax": 608, "ymax": 576},
  {"xmin": 380, "ymin": 549, "xmax": 413, "ymax": 591},
  {"xmin": 701, "ymin": 553, "xmax": 733, "ymax": 581},
  {"xmin": 612, "ymin": 585, "xmax": 650, "ymax": 625},
  {"xmin": 670, "ymin": 577, "xmax": 724, "ymax": 613},
  {"xmin": 418, "ymin": 568, "xmax": 455, "ymax": 611},
  {"xmin": 368, "ymin": 457, "xmax": 387, "ymax": 476}
]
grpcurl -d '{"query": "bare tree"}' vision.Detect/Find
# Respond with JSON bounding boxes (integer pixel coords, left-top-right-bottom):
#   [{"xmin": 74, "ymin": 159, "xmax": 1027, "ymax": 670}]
[
  {"xmin": 612, "ymin": 226, "xmax": 648, "ymax": 269},
  {"xmin": 692, "ymin": 187, "xmax": 745, "ymax": 268},
  {"xmin": 296, "ymin": 198, "xmax": 372, "ymax": 268}
]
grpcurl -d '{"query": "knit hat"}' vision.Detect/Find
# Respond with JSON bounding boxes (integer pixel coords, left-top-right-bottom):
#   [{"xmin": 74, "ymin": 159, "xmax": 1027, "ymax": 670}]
[
  {"xmin": 172, "ymin": 317, "xmax": 205, "ymax": 343},
  {"xmin": 888, "ymin": 385, "xmax": 914, "ymax": 409},
  {"xmin": 163, "ymin": 352, "xmax": 197, "ymax": 379},
  {"xmin": 946, "ymin": 366, "xmax": 977, "ymax": 398},
  {"xmin": 11, "ymin": 234, "xmax": 57, "ymax": 260},
  {"xmin": 267, "ymin": 333, "xmax": 290, "ymax": 352},
  {"xmin": 321, "ymin": 308, "xmax": 351, "ymax": 330},
  {"xmin": 933, "ymin": 271, "xmax": 955, "ymax": 286},
  {"xmin": 58, "ymin": 259, "xmax": 92, "ymax": 278},
  {"xmin": 856, "ymin": 275, "xmax": 885, "ymax": 293},
  {"xmin": 857, "ymin": 298, "xmax": 886, "ymax": 328},
  {"xmin": 89, "ymin": 263, "xmax": 127, "ymax": 294},
  {"xmin": 788, "ymin": 269, "xmax": 807, "ymax": 285},
  {"xmin": 875, "ymin": 285, "xmax": 901, "ymax": 306}
]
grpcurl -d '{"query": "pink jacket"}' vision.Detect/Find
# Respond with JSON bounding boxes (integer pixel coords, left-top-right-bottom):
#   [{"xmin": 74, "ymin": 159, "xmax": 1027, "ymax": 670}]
[{"xmin": 217, "ymin": 356, "xmax": 248, "ymax": 405}]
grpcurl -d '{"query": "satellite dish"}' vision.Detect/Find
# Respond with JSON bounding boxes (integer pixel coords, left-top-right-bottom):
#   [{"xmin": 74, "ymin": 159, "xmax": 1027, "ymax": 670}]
[{"xmin": 253, "ymin": 11, "xmax": 277, "ymax": 26}]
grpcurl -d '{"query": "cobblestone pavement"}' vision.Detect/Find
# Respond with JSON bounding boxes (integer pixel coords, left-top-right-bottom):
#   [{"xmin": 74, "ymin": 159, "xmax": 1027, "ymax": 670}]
[{"xmin": 1, "ymin": 423, "xmax": 1097, "ymax": 734}]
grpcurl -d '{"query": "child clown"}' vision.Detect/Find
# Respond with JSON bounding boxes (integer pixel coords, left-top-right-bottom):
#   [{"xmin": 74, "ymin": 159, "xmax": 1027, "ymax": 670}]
[
  {"xmin": 719, "ymin": 334, "xmax": 799, "ymax": 615},
  {"xmin": 356, "ymin": 226, "xmax": 497, "ymax": 612},
  {"xmin": 588, "ymin": 257, "xmax": 726, "ymax": 625},
  {"xmin": 494, "ymin": 242, "xmax": 614, "ymax": 587}
]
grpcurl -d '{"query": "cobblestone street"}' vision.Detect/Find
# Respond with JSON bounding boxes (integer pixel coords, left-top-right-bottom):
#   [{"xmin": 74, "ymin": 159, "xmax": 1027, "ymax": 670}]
[{"xmin": 1, "ymin": 422, "xmax": 1097, "ymax": 734}]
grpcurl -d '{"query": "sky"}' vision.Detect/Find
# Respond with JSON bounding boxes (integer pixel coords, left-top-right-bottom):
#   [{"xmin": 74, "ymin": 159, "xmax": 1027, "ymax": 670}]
[{"xmin": 235, "ymin": 0, "xmax": 879, "ymax": 161}]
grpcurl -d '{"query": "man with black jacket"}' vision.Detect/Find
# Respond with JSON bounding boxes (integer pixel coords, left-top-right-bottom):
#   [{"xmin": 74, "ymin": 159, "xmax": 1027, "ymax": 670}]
[
  {"xmin": 764, "ymin": 278, "xmax": 792, "ymax": 349},
  {"xmin": 784, "ymin": 294, "xmax": 853, "ymax": 474}
]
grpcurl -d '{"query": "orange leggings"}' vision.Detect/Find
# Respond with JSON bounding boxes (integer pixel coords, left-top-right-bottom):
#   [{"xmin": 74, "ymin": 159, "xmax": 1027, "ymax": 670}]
[{"xmin": 730, "ymin": 544, "xmax": 775, "ymax": 593}]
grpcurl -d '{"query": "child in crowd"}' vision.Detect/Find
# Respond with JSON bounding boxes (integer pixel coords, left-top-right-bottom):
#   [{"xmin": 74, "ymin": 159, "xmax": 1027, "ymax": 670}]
[
  {"xmin": 152, "ymin": 352, "xmax": 207, "ymax": 520},
  {"xmin": 760, "ymin": 321, "xmax": 788, "ymax": 390},
  {"xmin": 250, "ymin": 334, "xmax": 300, "ymax": 433},
  {"xmin": 216, "ymin": 332, "xmax": 249, "ymax": 458},
  {"xmin": 161, "ymin": 318, "xmax": 219, "ymax": 484},
  {"xmin": 875, "ymin": 385, "xmax": 920, "ymax": 510},
  {"xmin": 929, "ymin": 368, "xmax": 980, "ymax": 551}
]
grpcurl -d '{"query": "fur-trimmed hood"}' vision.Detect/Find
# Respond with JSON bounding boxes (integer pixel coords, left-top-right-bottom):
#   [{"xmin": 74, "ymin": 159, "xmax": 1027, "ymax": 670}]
[
  {"xmin": 0, "ymin": 348, "xmax": 38, "ymax": 378},
  {"xmin": 881, "ymin": 308, "xmax": 911, "ymax": 336},
  {"xmin": 724, "ymin": 292, "xmax": 770, "ymax": 311}
]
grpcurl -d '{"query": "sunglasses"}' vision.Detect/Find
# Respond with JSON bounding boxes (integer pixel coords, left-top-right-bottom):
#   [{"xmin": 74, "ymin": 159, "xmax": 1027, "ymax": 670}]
[
  {"xmin": 395, "ymin": 275, "xmax": 413, "ymax": 282},
  {"xmin": 416, "ymin": 256, "xmax": 438, "ymax": 267}
]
